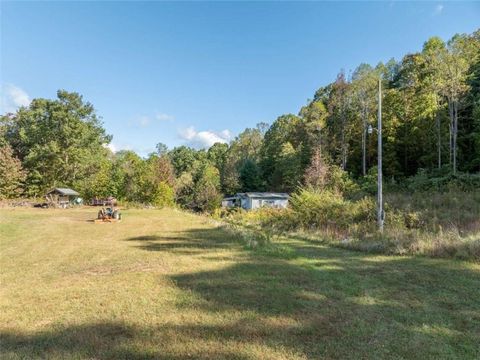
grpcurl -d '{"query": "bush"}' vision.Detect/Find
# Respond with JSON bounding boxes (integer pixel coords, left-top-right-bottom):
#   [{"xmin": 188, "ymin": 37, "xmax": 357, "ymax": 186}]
[
  {"xmin": 152, "ymin": 182, "xmax": 175, "ymax": 208},
  {"xmin": 406, "ymin": 168, "xmax": 480, "ymax": 192},
  {"xmin": 289, "ymin": 187, "xmax": 376, "ymax": 231},
  {"xmin": 223, "ymin": 185, "xmax": 479, "ymax": 260}
]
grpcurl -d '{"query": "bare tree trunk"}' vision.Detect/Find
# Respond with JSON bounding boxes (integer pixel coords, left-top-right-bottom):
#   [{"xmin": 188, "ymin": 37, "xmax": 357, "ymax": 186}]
[
  {"xmin": 448, "ymin": 99, "xmax": 453, "ymax": 168},
  {"xmin": 436, "ymin": 100, "xmax": 441, "ymax": 169},
  {"xmin": 453, "ymin": 100, "xmax": 458, "ymax": 175},
  {"xmin": 341, "ymin": 113, "xmax": 347, "ymax": 170},
  {"xmin": 362, "ymin": 113, "xmax": 366, "ymax": 176}
]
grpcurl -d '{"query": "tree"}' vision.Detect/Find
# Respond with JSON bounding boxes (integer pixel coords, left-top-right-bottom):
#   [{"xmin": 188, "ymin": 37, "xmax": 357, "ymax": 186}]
[
  {"xmin": 438, "ymin": 35, "xmax": 474, "ymax": 174},
  {"xmin": 155, "ymin": 142, "xmax": 169, "ymax": 156},
  {"xmin": 77, "ymin": 154, "xmax": 117, "ymax": 200},
  {"xmin": 271, "ymin": 142, "xmax": 302, "ymax": 192},
  {"xmin": 260, "ymin": 114, "xmax": 302, "ymax": 189},
  {"xmin": 151, "ymin": 181, "xmax": 175, "ymax": 207},
  {"xmin": 0, "ymin": 144, "xmax": 26, "ymax": 199},
  {"xmin": 114, "ymin": 150, "xmax": 145, "ymax": 201},
  {"xmin": 149, "ymin": 153, "xmax": 175, "ymax": 187},
  {"xmin": 326, "ymin": 70, "xmax": 351, "ymax": 170},
  {"xmin": 299, "ymin": 99, "xmax": 328, "ymax": 169},
  {"xmin": 239, "ymin": 159, "xmax": 264, "ymax": 191},
  {"xmin": 304, "ymin": 148, "xmax": 328, "ymax": 189},
  {"xmin": 193, "ymin": 163, "xmax": 222, "ymax": 212},
  {"xmin": 169, "ymin": 146, "xmax": 197, "ymax": 175},
  {"xmin": 422, "ymin": 37, "xmax": 447, "ymax": 169},
  {"xmin": 175, "ymin": 172, "xmax": 195, "ymax": 208},
  {"xmin": 207, "ymin": 142, "xmax": 228, "ymax": 173},
  {"xmin": 221, "ymin": 128, "xmax": 263, "ymax": 194},
  {"xmin": 3, "ymin": 90, "xmax": 111, "ymax": 194},
  {"xmin": 351, "ymin": 64, "xmax": 378, "ymax": 176}
]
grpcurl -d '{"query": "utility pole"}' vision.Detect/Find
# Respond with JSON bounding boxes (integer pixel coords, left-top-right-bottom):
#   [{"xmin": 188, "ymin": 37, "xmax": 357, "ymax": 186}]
[{"xmin": 377, "ymin": 77, "xmax": 384, "ymax": 233}]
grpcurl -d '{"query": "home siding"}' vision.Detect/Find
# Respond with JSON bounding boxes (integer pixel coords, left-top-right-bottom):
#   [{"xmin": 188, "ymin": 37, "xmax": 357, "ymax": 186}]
[
  {"xmin": 251, "ymin": 199, "xmax": 262, "ymax": 209},
  {"xmin": 240, "ymin": 197, "xmax": 250, "ymax": 210},
  {"xmin": 222, "ymin": 193, "xmax": 289, "ymax": 210},
  {"xmin": 253, "ymin": 198, "xmax": 288, "ymax": 209}
]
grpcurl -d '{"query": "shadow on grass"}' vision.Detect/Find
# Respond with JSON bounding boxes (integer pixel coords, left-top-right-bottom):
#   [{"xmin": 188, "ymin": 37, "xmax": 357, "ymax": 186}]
[
  {"xmin": 0, "ymin": 322, "xmax": 256, "ymax": 359},
  {"xmin": 163, "ymin": 226, "xmax": 480, "ymax": 358},
  {"xmin": 54, "ymin": 225, "xmax": 478, "ymax": 358},
  {"xmin": 126, "ymin": 227, "xmax": 244, "ymax": 255}
]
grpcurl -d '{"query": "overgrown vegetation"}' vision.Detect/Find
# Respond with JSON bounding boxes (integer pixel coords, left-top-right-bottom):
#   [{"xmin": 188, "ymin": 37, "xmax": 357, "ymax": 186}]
[{"xmin": 220, "ymin": 184, "xmax": 480, "ymax": 261}]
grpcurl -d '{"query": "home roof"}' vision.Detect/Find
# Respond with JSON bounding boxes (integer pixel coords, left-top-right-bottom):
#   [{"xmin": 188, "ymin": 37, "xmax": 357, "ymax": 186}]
[
  {"xmin": 237, "ymin": 192, "xmax": 289, "ymax": 199},
  {"xmin": 47, "ymin": 188, "xmax": 80, "ymax": 196}
]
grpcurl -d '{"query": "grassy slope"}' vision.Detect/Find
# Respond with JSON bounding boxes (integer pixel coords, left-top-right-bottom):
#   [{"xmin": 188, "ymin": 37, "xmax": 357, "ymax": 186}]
[{"xmin": 0, "ymin": 208, "xmax": 479, "ymax": 359}]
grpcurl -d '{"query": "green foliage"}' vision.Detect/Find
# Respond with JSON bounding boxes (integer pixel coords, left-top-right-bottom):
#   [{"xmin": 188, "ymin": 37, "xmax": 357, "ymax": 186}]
[
  {"xmin": 405, "ymin": 168, "xmax": 480, "ymax": 192},
  {"xmin": 75, "ymin": 155, "xmax": 117, "ymax": 200},
  {"xmin": 207, "ymin": 142, "xmax": 228, "ymax": 172},
  {"xmin": 0, "ymin": 144, "xmax": 26, "ymax": 199},
  {"xmin": 260, "ymin": 114, "xmax": 303, "ymax": 191},
  {"xmin": 1, "ymin": 29, "xmax": 480, "ymax": 218},
  {"xmin": 226, "ymin": 186, "xmax": 479, "ymax": 260},
  {"xmin": 3, "ymin": 90, "xmax": 111, "ymax": 194},
  {"xmin": 221, "ymin": 128, "xmax": 263, "ymax": 194},
  {"xmin": 174, "ymin": 172, "xmax": 195, "ymax": 208},
  {"xmin": 193, "ymin": 163, "xmax": 222, "ymax": 212},
  {"xmin": 238, "ymin": 159, "xmax": 264, "ymax": 192},
  {"xmin": 169, "ymin": 146, "xmax": 198, "ymax": 176},
  {"xmin": 151, "ymin": 181, "xmax": 175, "ymax": 208},
  {"xmin": 289, "ymin": 188, "xmax": 376, "ymax": 230},
  {"xmin": 149, "ymin": 154, "xmax": 175, "ymax": 187},
  {"xmin": 7, "ymin": 90, "xmax": 110, "ymax": 190},
  {"xmin": 359, "ymin": 166, "xmax": 378, "ymax": 195}
]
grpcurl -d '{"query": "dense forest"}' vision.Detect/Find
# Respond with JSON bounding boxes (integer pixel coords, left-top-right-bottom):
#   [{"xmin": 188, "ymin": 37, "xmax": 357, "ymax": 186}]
[{"xmin": 1, "ymin": 30, "xmax": 479, "ymax": 210}]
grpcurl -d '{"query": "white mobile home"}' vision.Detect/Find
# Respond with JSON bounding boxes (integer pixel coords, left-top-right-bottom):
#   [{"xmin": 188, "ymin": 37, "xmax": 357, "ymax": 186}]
[{"xmin": 222, "ymin": 192, "xmax": 289, "ymax": 210}]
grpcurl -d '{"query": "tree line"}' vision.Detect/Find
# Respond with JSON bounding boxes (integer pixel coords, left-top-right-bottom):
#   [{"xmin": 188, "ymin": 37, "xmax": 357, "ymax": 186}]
[{"xmin": 1, "ymin": 30, "xmax": 479, "ymax": 208}]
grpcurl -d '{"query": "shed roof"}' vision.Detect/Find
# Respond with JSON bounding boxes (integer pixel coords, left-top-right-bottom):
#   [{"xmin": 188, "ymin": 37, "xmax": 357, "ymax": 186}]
[
  {"xmin": 47, "ymin": 188, "xmax": 80, "ymax": 196},
  {"xmin": 237, "ymin": 192, "xmax": 289, "ymax": 199}
]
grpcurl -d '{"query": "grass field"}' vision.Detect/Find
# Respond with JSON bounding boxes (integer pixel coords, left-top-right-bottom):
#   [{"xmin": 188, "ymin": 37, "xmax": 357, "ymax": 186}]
[{"xmin": 1, "ymin": 207, "xmax": 479, "ymax": 359}]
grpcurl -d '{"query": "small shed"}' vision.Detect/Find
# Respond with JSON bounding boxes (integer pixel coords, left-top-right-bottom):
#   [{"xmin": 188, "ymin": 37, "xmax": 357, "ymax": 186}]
[
  {"xmin": 222, "ymin": 192, "xmax": 289, "ymax": 210},
  {"xmin": 45, "ymin": 188, "xmax": 80, "ymax": 208}
]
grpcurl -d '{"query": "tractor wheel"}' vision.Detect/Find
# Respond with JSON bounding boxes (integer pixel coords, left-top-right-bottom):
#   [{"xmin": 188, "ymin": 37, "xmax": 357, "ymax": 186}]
[{"xmin": 113, "ymin": 210, "xmax": 119, "ymax": 220}]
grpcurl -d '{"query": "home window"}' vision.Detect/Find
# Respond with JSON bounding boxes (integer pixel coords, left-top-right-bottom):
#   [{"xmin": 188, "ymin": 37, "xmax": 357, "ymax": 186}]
[{"xmin": 262, "ymin": 200, "xmax": 276, "ymax": 207}]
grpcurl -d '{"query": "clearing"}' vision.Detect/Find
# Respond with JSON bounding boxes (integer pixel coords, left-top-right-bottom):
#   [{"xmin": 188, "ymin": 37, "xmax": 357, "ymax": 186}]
[{"xmin": 0, "ymin": 208, "xmax": 479, "ymax": 359}]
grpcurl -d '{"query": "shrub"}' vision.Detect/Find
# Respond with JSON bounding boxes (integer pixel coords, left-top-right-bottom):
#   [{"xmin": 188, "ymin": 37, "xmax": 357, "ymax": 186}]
[
  {"xmin": 152, "ymin": 182, "xmax": 175, "ymax": 208},
  {"xmin": 406, "ymin": 168, "xmax": 480, "ymax": 192},
  {"xmin": 0, "ymin": 145, "xmax": 26, "ymax": 199},
  {"xmin": 289, "ymin": 187, "xmax": 375, "ymax": 231}
]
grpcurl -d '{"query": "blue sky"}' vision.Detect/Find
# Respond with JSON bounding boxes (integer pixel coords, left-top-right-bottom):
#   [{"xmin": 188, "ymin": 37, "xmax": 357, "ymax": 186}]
[{"xmin": 1, "ymin": 1, "xmax": 479, "ymax": 156}]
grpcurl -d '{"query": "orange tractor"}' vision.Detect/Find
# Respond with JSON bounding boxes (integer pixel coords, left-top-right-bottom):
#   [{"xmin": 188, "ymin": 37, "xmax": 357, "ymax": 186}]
[{"xmin": 95, "ymin": 207, "xmax": 122, "ymax": 223}]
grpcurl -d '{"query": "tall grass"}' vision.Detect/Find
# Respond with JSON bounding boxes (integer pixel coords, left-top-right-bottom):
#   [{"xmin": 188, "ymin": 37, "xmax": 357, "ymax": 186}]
[{"xmin": 221, "ymin": 188, "xmax": 480, "ymax": 261}]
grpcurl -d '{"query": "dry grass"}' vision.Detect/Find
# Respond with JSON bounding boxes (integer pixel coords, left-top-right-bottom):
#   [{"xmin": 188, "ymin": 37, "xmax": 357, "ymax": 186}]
[{"xmin": 1, "ymin": 207, "xmax": 479, "ymax": 359}]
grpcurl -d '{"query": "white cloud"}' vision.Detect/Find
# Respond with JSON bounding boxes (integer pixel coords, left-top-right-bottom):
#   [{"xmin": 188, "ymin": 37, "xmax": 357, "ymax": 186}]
[
  {"xmin": 219, "ymin": 129, "xmax": 232, "ymax": 139},
  {"xmin": 179, "ymin": 126, "xmax": 197, "ymax": 140},
  {"xmin": 103, "ymin": 142, "xmax": 133, "ymax": 153},
  {"xmin": 103, "ymin": 143, "xmax": 117, "ymax": 153},
  {"xmin": 433, "ymin": 4, "xmax": 444, "ymax": 15},
  {"xmin": 179, "ymin": 126, "xmax": 232, "ymax": 149},
  {"xmin": 1, "ymin": 84, "xmax": 31, "ymax": 114},
  {"xmin": 155, "ymin": 112, "xmax": 175, "ymax": 121}
]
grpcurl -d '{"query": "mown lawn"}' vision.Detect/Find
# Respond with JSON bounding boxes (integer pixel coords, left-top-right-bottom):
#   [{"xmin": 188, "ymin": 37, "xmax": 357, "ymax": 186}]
[{"xmin": 0, "ymin": 207, "xmax": 479, "ymax": 359}]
